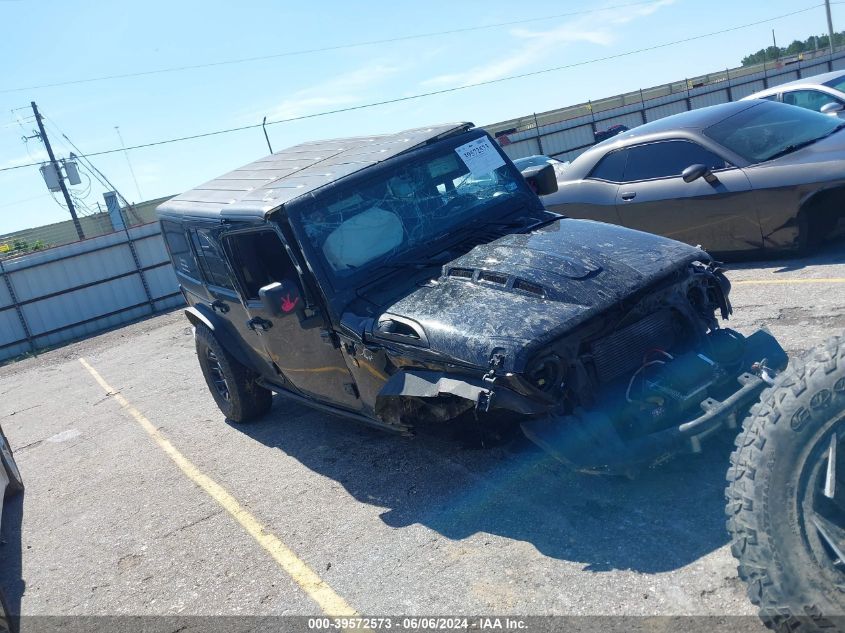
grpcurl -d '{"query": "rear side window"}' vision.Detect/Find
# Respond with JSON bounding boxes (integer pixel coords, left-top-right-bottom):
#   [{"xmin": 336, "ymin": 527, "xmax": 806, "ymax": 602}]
[
  {"xmin": 824, "ymin": 76, "xmax": 845, "ymax": 93},
  {"xmin": 588, "ymin": 150, "xmax": 628, "ymax": 182},
  {"xmin": 161, "ymin": 220, "xmax": 200, "ymax": 280},
  {"xmin": 623, "ymin": 140, "xmax": 729, "ymax": 181},
  {"xmin": 190, "ymin": 229, "xmax": 235, "ymax": 291}
]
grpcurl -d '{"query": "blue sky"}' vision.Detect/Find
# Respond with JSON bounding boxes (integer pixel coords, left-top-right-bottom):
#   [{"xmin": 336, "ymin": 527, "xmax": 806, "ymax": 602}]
[{"xmin": 1, "ymin": 0, "xmax": 842, "ymax": 235}]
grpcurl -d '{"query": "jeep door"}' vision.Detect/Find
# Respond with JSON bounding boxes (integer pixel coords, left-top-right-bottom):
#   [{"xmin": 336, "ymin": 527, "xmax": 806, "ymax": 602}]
[
  {"xmin": 162, "ymin": 221, "xmax": 277, "ymax": 376},
  {"xmin": 613, "ymin": 139, "xmax": 763, "ymax": 253},
  {"xmin": 187, "ymin": 226, "xmax": 275, "ymax": 367},
  {"xmin": 224, "ymin": 228, "xmax": 362, "ymax": 411}
]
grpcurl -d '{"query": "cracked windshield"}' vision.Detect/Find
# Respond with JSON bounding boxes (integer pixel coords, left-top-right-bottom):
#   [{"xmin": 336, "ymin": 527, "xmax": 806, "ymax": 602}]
[{"xmin": 296, "ymin": 137, "xmax": 528, "ymax": 279}]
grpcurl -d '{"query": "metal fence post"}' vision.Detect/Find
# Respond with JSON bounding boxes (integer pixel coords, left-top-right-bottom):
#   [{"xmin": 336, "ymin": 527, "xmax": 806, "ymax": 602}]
[
  {"xmin": 638, "ymin": 89, "xmax": 647, "ymax": 124},
  {"xmin": 725, "ymin": 68, "xmax": 734, "ymax": 101},
  {"xmin": 0, "ymin": 257, "xmax": 35, "ymax": 353},
  {"xmin": 532, "ymin": 112, "xmax": 544, "ymax": 155},
  {"xmin": 104, "ymin": 192, "xmax": 155, "ymax": 312}
]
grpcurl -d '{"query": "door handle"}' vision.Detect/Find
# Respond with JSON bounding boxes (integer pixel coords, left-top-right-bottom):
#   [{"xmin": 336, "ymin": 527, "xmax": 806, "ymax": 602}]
[
  {"xmin": 620, "ymin": 191, "xmax": 637, "ymax": 201},
  {"xmin": 211, "ymin": 299, "xmax": 229, "ymax": 314},
  {"xmin": 247, "ymin": 317, "xmax": 273, "ymax": 332}
]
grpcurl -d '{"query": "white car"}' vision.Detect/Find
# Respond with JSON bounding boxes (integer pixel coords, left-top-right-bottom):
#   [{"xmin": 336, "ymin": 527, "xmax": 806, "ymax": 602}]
[
  {"xmin": 0, "ymin": 427, "xmax": 22, "ymax": 633},
  {"xmin": 744, "ymin": 69, "xmax": 845, "ymax": 118}
]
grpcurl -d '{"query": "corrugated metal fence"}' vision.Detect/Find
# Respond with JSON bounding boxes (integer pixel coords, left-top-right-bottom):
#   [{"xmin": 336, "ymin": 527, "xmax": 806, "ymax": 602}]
[
  {"xmin": 488, "ymin": 49, "xmax": 845, "ymax": 162},
  {"xmin": 0, "ymin": 222, "xmax": 183, "ymax": 363}
]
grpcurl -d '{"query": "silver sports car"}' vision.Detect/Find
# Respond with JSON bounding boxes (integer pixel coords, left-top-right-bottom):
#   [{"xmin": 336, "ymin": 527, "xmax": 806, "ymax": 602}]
[{"xmin": 540, "ymin": 99, "xmax": 845, "ymax": 255}]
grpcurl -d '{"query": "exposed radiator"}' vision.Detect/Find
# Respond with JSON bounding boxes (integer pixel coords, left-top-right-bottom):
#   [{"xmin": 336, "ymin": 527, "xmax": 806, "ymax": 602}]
[{"xmin": 590, "ymin": 310, "xmax": 678, "ymax": 383}]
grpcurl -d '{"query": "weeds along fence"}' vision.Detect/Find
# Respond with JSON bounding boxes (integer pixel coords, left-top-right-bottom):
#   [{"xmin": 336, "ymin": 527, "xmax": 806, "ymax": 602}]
[
  {"xmin": 0, "ymin": 221, "xmax": 183, "ymax": 363},
  {"xmin": 486, "ymin": 48, "xmax": 845, "ymax": 162}
]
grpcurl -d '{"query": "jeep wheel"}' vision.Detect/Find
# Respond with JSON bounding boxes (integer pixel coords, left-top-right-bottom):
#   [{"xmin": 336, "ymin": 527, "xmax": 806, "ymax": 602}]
[
  {"xmin": 0, "ymin": 427, "xmax": 22, "ymax": 498},
  {"xmin": 195, "ymin": 325, "xmax": 272, "ymax": 423},
  {"xmin": 726, "ymin": 334, "xmax": 845, "ymax": 631}
]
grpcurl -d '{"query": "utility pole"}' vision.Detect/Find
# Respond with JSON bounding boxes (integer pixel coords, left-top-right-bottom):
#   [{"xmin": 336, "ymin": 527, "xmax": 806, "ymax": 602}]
[
  {"xmin": 826, "ymin": 0, "xmax": 836, "ymax": 56},
  {"xmin": 772, "ymin": 29, "xmax": 778, "ymax": 60},
  {"xmin": 31, "ymin": 102, "xmax": 84, "ymax": 240}
]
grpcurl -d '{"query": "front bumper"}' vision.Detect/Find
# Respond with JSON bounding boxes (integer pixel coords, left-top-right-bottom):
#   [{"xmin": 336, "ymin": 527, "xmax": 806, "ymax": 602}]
[{"xmin": 521, "ymin": 328, "xmax": 788, "ymax": 473}]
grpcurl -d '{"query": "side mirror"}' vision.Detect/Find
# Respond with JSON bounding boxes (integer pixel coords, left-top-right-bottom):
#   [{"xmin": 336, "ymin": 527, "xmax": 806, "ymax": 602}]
[
  {"xmin": 682, "ymin": 163, "xmax": 716, "ymax": 184},
  {"xmin": 520, "ymin": 163, "xmax": 558, "ymax": 196},
  {"xmin": 821, "ymin": 101, "xmax": 844, "ymax": 115},
  {"xmin": 259, "ymin": 280, "xmax": 303, "ymax": 317}
]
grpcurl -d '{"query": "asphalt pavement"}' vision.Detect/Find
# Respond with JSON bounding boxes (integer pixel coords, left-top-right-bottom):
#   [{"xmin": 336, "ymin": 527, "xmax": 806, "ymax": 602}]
[{"xmin": 0, "ymin": 241, "xmax": 843, "ymax": 629}]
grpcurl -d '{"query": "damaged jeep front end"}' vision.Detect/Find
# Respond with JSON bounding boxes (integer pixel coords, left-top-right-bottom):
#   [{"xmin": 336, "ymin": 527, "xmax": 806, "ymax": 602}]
[
  {"xmin": 367, "ymin": 257, "xmax": 787, "ymax": 473},
  {"xmin": 520, "ymin": 326, "xmax": 786, "ymax": 473}
]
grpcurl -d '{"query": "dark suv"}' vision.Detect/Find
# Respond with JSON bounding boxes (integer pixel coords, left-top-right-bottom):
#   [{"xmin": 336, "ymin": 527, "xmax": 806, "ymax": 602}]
[{"xmin": 158, "ymin": 122, "xmax": 786, "ymax": 473}]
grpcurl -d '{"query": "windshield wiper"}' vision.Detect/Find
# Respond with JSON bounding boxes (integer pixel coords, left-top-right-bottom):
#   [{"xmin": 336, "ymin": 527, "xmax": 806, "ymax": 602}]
[
  {"xmin": 486, "ymin": 212, "xmax": 563, "ymax": 232},
  {"xmin": 763, "ymin": 123, "xmax": 845, "ymax": 161},
  {"xmin": 380, "ymin": 248, "xmax": 460, "ymax": 270},
  {"xmin": 380, "ymin": 258, "xmax": 446, "ymax": 270},
  {"xmin": 522, "ymin": 214, "xmax": 564, "ymax": 231},
  {"xmin": 819, "ymin": 121, "xmax": 845, "ymax": 139},
  {"xmin": 763, "ymin": 139, "xmax": 820, "ymax": 161}
]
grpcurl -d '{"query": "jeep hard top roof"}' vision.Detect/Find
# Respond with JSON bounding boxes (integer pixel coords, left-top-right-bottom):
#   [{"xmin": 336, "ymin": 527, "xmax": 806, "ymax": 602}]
[{"xmin": 156, "ymin": 122, "xmax": 474, "ymax": 221}]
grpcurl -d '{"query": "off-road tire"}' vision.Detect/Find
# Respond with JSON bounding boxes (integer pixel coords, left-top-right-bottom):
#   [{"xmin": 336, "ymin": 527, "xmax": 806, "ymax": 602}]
[
  {"xmin": 195, "ymin": 325, "xmax": 272, "ymax": 423},
  {"xmin": 726, "ymin": 334, "xmax": 845, "ymax": 631},
  {"xmin": 0, "ymin": 427, "xmax": 22, "ymax": 498}
]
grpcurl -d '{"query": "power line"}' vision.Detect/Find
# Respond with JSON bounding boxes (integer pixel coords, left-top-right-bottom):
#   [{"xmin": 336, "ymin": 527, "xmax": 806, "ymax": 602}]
[
  {"xmin": 0, "ymin": 0, "xmax": 664, "ymax": 94},
  {"xmin": 0, "ymin": 3, "xmax": 825, "ymax": 174},
  {"xmin": 0, "ymin": 193, "xmax": 51, "ymax": 210},
  {"xmin": 115, "ymin": 126, "xmax": 143, "ymax": 200}
]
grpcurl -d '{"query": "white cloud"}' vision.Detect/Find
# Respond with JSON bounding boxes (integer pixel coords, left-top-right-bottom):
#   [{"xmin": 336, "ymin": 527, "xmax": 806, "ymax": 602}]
[
  {"xmin": 1, "ymin": 148, "xmax": 47, "ymax": 170},
  {"xmin": 257, "ymin": 63, "xmax": 402, "ymax": 121},
  {"xmin": 420, "ymin": 0, "xmax": 674, "ymax": 89},
  {"xmin": 134, "ymin": 161, "xmax": 163, "ymax": 185},
  {"xmin": 420, "ymin": 25, "xmax": 612, "ymax": 89},
  {"xmin": 609, "ymin": 0, "xmax": 675, "ymax": 24}
]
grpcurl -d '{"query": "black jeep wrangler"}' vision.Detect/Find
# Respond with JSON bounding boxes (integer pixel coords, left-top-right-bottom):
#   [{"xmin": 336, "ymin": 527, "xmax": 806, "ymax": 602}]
[{"xmin": 158, "ymin": 122, "xmax": 787, "ymax": 473}]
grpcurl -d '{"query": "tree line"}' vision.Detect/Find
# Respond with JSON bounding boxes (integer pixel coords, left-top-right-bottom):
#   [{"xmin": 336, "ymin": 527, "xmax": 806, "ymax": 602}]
[{"xmin": 742, "ymin": 31, "xmax": 845, "ymax": 66}]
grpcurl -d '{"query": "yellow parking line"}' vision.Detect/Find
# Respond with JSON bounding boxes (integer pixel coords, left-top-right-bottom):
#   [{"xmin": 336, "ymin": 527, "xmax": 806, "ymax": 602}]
[
  {"xmin": 78, "ymin": 357, "xmax": 357, "ymax": 617},
  {"xmin": 734, "ymin": 278, "xmax": 845, "ymax": 286}
]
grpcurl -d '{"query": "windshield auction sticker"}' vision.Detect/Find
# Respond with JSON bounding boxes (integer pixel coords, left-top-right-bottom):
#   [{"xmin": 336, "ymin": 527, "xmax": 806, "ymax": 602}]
[{"xmin": 454, "ymin": 137, "xmax": 506, "ymax": 176}]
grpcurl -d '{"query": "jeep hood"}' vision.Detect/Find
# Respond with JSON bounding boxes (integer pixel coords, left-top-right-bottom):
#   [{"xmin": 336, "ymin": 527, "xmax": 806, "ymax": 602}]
[{"xmin": 379, "ymin": 218, "xmax": 708, "ymax": 372}]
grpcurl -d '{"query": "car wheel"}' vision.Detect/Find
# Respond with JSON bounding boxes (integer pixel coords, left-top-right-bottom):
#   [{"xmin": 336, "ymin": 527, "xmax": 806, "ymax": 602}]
[
  {"xmin": 797, "ymin": 210, "xmax": 818, "ymax": 254},
  {"xmin": 797, "ymin": 205, "xmax": 838, "ymax": 255},
  {"xmin": 195, "ymin": 325, "xmax": 272, "ymax": 423},
  {"xmin": 726, "ymin": 334, "xmax": 845, "ymax": 631},
  {"xmin": 0, "ymin": 427, "xmax": 22, "ymax": 498}
]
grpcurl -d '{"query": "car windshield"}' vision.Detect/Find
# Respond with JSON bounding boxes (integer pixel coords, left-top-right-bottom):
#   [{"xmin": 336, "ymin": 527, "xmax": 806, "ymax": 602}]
[
  {"xmin": 289, "ymin": 135, "xmax": 532, "ymax": 287},
  {"xmin": 703, "ymin": 101, "xmax": 843, "ymax": 163}
]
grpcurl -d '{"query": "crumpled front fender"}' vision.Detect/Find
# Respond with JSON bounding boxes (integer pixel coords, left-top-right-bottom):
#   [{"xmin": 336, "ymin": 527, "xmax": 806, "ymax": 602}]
[{"xmin": 375, "ymin": 370, "xmax": 547, "ymax": 424}]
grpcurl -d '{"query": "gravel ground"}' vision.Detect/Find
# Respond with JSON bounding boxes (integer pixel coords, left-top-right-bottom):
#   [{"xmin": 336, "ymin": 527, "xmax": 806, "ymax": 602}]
[{"xmin": 0, "ymin": 242, "xmax": 843, "ymax": 627}]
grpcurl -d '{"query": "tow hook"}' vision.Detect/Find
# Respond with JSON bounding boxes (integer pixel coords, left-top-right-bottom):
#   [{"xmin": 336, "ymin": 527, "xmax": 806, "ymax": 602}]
[{"xmin": 751, "ymin": 360, "xmax": 777, "ymax": 386}]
